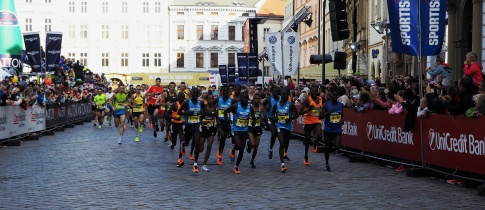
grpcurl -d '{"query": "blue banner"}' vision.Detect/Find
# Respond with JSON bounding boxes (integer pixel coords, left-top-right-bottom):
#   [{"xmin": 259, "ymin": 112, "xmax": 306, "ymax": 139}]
[
  {"xmin": 228, "ymin": 64, "xmax": 236, "ymax": 85},
  {"xmin": 218, "ymin": 65, "xmax": 228, "ymax": 86},
  {"xmin": 420, "ymin": 0, "xmax": 447, "ymax": 56},
  {"xmin": 23, "ymin": 33, "xmax": 42, "ymax": 73},
  {"xmin": 248, "ymin": 53, "xmax": 258, "ymax": 83},
  {"xmin": 45, "ymin": 32, "xmax": 62, "ymax": 72},
  {"xmin": 237, "ymin": 53, "xmax": 248, "ymax": 81},
  {"xmin": 387, "ymin": 0, "xmax": 419, "ymax": 56}
]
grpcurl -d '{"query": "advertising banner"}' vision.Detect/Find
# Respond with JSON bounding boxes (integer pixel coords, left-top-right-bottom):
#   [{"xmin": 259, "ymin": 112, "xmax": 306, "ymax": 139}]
[
  {"xmin": 218, "ymin": 65, "xmax": 228, "ymax": 86},
  {"xmin": 387, "ymin": 0, "xmax": 419, "ymax": 56},
  {"xmin": 0, "ymin": 0, "xmax": 24, "ymax": 70},
  {"xmin": 264, "ymin": 32, "xmax": 282, "ymax": 75},
  {"xmin": 45, "ymin": 32, "xmax": 63, "ymax": 72},
  {"xmin": 10, "ymin": 106, "xmax": 29, "ymax": 137},
  {"xmin": 0, "ymin": 106, "xmax": 11, "ymax": 139},
  {"xmin": 228, "ymin": 64, "xmax": 236, "ymax": 85},
  {"xmin": 248, "ymin": 53, "xmax": 258, "ymax": 83},
  {"xmin": 45, "ymin": 103, "xmax": 57, "ymax": 129},
  {"xmin": 23, "ymin": 32, "xmax": 42, "ymax": 73},
  {"xmin": 237, "ymin": 53, "xmax": 248, "ymax": 81},
  {"xmin": 283, "ymin": 33, "xmax": 300, "ymax": 77},
  {"xmin": 419, "ymin": 0, "xmax": 447, "ymax": 56},
  {"xmin": 28, "ymin": 105, "xmax": 46, "ymax": 132}
]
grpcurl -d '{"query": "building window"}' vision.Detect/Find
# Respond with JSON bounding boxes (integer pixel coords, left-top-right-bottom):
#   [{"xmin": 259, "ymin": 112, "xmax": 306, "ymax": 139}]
[
  {"xmin": 242, "ymin": 13, "xmax": 249, "ymax": 16},
  {"xmin": 154, "ymin": 53, "xmax": 162, "ymax": 67},
  {"xmin": 69, "ymin": 2, "xmax": 75, "ymax": 13},
  {"xmin": 154, "ymin": 25, "xmax": 162, "ymax": 40},
  {"xmin": 210, "ymin": 53, "xmax": 218, "ymax": 68},
  {"xmin": 228, "ymin": 53, "xmax": 235, "ymax": 65},
  {"xmin": 121, "ymin": 53, "xmax": 129, "ymax": 67},
  {"xmin": 45, "ymin": 0, "xmax": 51, "ymax": 3},
  {"xmin": 142, "ymin": 53, "xmax": 150, "ymax": 67},
  {"xmin": 196, "ymin": 53, "xmax": 204, "ymax": 68},
  {"xmin": 44, "ymin": 19, "xmax": 51, "ymax": 32},
  {"xmin": 155, "ymin": 2, "xmax": 161, "ymax": 13},
  {"xmin": 210, "ymin": 25, "xmax": 218, "ymax": 40},
  {"xmin": 196, "ymin": 25, "xmax": 203, "ymax": 40},
  {"xmin": 211, "ymin": 12, "xmax": 218, "ymax": 16},
  {"xmin": 142, "ymin": 25, "xmax": 150, "ymax": 40},
  {"xmin": 102, "ymin": 2, "xmax": 108, "ymax": 13},
  {"xmin": 176, "ymin": 53, "xmax": 184, "ymax": 67},
  {"xmin": 68, "ymin": 53, "xmax": 75, "ymax": 58},
  {"xmin": 81, "ymin": 2, "xmax": 87, "ymax": 13},
  {"xmin": 80, "ymin": 53, "xmax": 88, "ymax": 66},
  {"xmin": 229, "ymin": 12, "xmax": 236, "ymax": 16},
  {"xmin": 177, "ymin": 25, "xmax": 184, "ymax": 40},
  {"xmin": 121, "ymin": 25, "xmax": 129, "ymax": 39},
  {"xmin": 122, "ymin": 2, "xmax": 128, "ymax": 13},
  {"xmin": 196, "ymin": 12, "xmax": 203, "ymax": 15},
  {"xmin": 264, "ymin": 28, "xmax": 270, "ymax": 34},
  {"xmin": 102, "ymin": 53, "xmax": 109, "ymax": 67},
  {"xmin": 177, "ymin": 12, "xmax": 184, "ymax": 15},
  {"xmin": 26, "ymin": 0, "xmax": 32, "ymax": 3},
  {"xmin": 228, "ymin": 26, "xmax": 235, "ymax": 41},
  {"xmin": 25, "ymin": 18, "xmax": 32, "ymax": 32},
  {"xmin": 80, "ymin": 25, "xmax": 88, "ymax": 39},
  {"xmin": 143, "ymin": 2, "xmax": 149, "ymax": 13},
  {"xmin": 68, "ymin": 25, "xmax": 76, "ymax": 39},
  {"xmin": 264, "ymin": 66, "xmax": 270, "ymax": 76},
  {"xmin": 101, "ymin": 25, "xmax": 109, "ymax": 39}
]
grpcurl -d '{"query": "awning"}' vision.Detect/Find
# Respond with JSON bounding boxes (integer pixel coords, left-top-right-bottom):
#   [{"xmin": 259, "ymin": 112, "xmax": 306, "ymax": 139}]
[
  {"xmin": 129, "ymin": 72, "xmax": 211, "ymax": 87},
  {"xmin": 299, "ymin": 64, "xmax": 339, "ymax": 80}
]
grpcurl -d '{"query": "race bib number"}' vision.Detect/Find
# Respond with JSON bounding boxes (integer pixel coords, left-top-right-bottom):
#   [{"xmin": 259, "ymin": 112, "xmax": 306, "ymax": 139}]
[
  {"xmin": 160, "ymin": 106, "xmax": 166, "ymax": 111},
  {"xmin": 278, "ymin": 115, "xmax": 289, "ymax": 123},
  {"xmin": 330, "ymin": 112, "xmax": 341, "ymax": 123},
  {"xmin": 133, "ymin": 104, "xmax": 143, "ymax": 112},
  {"xmin": 188, "ymin": 116, "xmax": 200, "ymax": 123},
  {"xmin": 116, "ymin": 103, "xmax": 125, "ymax": 110},
  {"xmin": 249, "ymin": 119, "xmax": 261, "ymax": 127},
  {"xmin": 236, "ymin": 118, "xmax": 248, "ymax": 127},
  {"xmin": 310, "ymin": 108, "xmax": 320, "ymax": 116},
  {"xmin": 202, "ymin": 119, "xmax": 215, "ymax": 126},
  {"xmin": 218, "ymin": 109, "xmax": 225, "ymax": 118}
]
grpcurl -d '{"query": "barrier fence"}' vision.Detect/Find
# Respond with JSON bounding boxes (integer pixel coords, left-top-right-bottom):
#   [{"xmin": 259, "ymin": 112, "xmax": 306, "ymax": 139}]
[
  {"xmin": 0, "ymin": 102, "xmax": 93, "ymax": 142},
  {"xmin": 292, "ymin": 106, "xmax": 485, "ymax": 181}
]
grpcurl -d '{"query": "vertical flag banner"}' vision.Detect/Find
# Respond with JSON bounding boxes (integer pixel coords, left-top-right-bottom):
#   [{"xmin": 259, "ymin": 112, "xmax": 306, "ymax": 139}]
[
  {"xmin": 248, "ymin": 53, "xmax": 258, "ymax": 82},
  {"xmin": 387, "ymin": 0, "xmax": 419, "ymax": 56},
  {"xmin": 283, "ymin": 32, "xmax": 300, "ymax": 77},
  {"xmin": 420, "ymin": 0, "xmax": 447, "ymax": 56},
  {"xmin": 23, "ymin": 33, "xmax": 42, "ymax": 73},
  {"xmin": 265, "ymin": 32, "xmax": 283, "ymax": 75},
  {"xmin": 218, "ymin": 65, "xmax": 228, "ymax": 86},
  {"xmin": 45, "ymin": 32, "xmax": 63, "ymax": 72},
  {"xmin": 0, "ymin": 0, "xmax": 24, "ymax": 72},
  {"xmin": 237, "ymin": 53, "xmax": 248, "ymax": 81},
  {"xmin": 228, "ymin": 64, "xmax": 236, "ymax": 85}
]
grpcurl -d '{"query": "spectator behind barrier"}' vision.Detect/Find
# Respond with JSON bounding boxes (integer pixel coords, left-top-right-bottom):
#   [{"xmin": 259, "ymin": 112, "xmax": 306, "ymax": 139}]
[
  {"xmin": 463, "ymin": 52, "xmax": 483, "ymax": 88},
  {"xmin": 465, "ymin": 94, "xmax": 485, "ymax": 118}
]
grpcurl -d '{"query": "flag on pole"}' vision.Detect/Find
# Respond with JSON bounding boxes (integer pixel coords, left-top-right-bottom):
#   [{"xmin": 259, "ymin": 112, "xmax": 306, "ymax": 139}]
[
  {"xmin": 265, "ymin": 32, "xmax": 283, "ymax": 75},
  {"xmin": 283, "ymin": 32, "xmax": 300, "ymax": 76}
]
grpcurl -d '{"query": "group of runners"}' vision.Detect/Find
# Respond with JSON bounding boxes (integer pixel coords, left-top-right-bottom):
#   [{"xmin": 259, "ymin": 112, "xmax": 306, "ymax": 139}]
[{"xmin": 90, "ymin": 78, "xmax": 344, "ymax": 174}]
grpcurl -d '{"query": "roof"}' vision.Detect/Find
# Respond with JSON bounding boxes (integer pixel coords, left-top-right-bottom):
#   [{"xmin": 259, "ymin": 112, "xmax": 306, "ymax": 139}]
[
  {"xmin": 170, "ymin": 0, "xmax": 260, "ymax": 7},
  {"xmin": 257, "ymin": 0, "xmax": 284, "ymax": 17}
]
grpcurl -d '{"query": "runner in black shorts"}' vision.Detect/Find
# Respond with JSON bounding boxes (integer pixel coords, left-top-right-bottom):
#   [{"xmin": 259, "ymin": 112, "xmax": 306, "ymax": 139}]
[
  {"xmin": 178, "ymin": 88, "xmax": 202, "ymax": 173},
  {"xmin": 224, "ymin": 91, "xmax": 250, "ymax": 174},
  {"xmin": 167, "ymin": 92, "xmax": 186, "ymax": 165},
  {"xmin": 264, "ymin": 86, "xmax": 282, "ymax": 159},
  {"xmin": 199, "ymin": 94, "xmax": 217, "ymax": 172},
  {"xmin": 215, "ymin": 85, "xmax": 233, "ymax": 165},
  {"xmin": 247, "ymin": 93, "xmax": 266, "ymax": 168}
]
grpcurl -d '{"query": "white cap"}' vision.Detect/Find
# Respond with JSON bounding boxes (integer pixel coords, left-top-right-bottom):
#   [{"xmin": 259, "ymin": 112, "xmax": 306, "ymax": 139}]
[{"xmin": 302, "ymin": 87, "xmax": 310, "ymax": 92}]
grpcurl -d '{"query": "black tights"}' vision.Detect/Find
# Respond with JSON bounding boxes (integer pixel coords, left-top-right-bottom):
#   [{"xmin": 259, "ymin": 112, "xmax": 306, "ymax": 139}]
[
  {"xmin": 268, "ymin": 122, "xmax": 277, "ymax": 150},
  {"xmin": 304, "ymin": 124, "xmax": 322, "ymax": 157},
  {"xmin": 217, "ymin": 123, "xmax": 228, "ymax": 151},
  {"xmin": 277, "ymin": 128, "xmax": 291, "ymax": 163},
  {"xmin": 233, "ymin": 133, "xmax": 246, "ymax": 167}
]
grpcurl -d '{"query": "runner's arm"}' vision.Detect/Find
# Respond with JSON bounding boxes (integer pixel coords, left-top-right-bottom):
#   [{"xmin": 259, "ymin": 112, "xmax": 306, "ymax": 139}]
[
  {"xmin": 178, "ymin": 101, "xmax": 190, "ymax": 116},
  {"xmin": 223, "ymin": 104, "xmax": 237, "ymax": 120},
  {"xmin": 319, "ymin": 102, "xmax": 329, "ymax": 120},
  {"xmin": 290, "ymin": 104, "xmax": 299, "ymax": 120}
]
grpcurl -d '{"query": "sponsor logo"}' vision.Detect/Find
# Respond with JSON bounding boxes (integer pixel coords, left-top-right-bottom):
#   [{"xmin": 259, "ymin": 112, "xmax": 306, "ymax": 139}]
[
  {"xmin": 428, "ymin": 129, "xmax": 485, "ymax": 156},
  {"xmin": 342, "ymin": 121, "xmax": 358, "ymax": 136},
  {"xmin": 427, "ymin": 0, "xmax": 441, "ymax": 45},
  {"xmin": 366, "ymin": 122, "xmax": 414, "ymax": 145},
  {"xmin": 48, "ymin": 50, "xmax": 61, "ymax": 55},
  {"xmin": 288, "ymin": 45, "xmax": 294, "ymax": 73},
  {"xmin": 0, "ymin": 11, "xmax": 18, "ymax": 26},
  {"xmin": 31, "ymin": 111, "xmax": 45, "ymax": 122},
  {"xmin": 269, "ymin": 36, "xmax": 277, "ymax": 44},
  {"xmin": 27, "ymin": 51, "xmax": 39, "ymax": 56},
  {"xmin": 48, "ymin": 36, "xmax": 62, "ymax": 41},
  {"xmin": 13, "ymin": 113, "xmax": 26, "ymax": 128},
  {"xmin": 25, "ymin": 37, "xmax": 38, "ymax": 42},
  {"xmin": 287, "ymin": 36, "xmax": 295, "ymax": 44},
  {"xmin": 0, "ymin": 57, "xmax": 22, "ymax": 68},
  {"xmin": 0, "ymin": 114, "xmax": 7, "ymax": 132},
  {"xmin": 397, "ymin": 0, "xmax": 412, "ymax": 46}
]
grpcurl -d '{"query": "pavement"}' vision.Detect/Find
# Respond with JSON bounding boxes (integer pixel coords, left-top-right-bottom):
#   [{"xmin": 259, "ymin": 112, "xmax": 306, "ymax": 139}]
[{"xmin": 1, "ymin": 121, "xmax": 485, "ymax": 209}]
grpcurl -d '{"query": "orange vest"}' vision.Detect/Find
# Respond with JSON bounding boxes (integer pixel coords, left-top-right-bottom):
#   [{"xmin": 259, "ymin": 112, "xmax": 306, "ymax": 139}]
[
  {"xmin": 304, "ymin": 96, "xmax": 322, "ymax": 124},
  {"xmin": 172, "ymin": 102, "xmax": 185, "ymax": 124}
]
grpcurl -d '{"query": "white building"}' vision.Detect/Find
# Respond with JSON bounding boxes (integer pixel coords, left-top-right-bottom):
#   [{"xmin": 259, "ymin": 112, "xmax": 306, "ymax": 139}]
[
  {"xmin": 15, "ymin": 0, "xmax": 171, "ymax": 75},
  {"xmin": 283, "ymin": 0, "xmax": 294, "ymax": 30},
  {"xmin": 168, "ymin": 0, "xmax": 262, "ymax": 73}
]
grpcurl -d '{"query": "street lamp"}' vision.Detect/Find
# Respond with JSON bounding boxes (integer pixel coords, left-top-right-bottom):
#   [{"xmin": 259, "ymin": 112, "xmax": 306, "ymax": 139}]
[
  {"xmin": 348, "ymin": 42, "xmax": 359, "ymax": 52},
  {"xmin": 370, "ymin": 21, "xmax": 391, "ymax": 81}
]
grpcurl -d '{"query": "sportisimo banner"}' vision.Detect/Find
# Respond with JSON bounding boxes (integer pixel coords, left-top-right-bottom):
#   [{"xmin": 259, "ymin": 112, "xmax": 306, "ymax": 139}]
[
  {"xmin": 248, "ymin": 53, "xmax": 258, "ymax": 83},
  {"xmin": 23, "ymin": 33, "xmax": 42, "ymax": 73},
  {"xmin": 283, "ymin": 33, "xmax": 300, "ymax": 76},
  {"xmin": 419, "ymin": 0, "xmax": 447, "ymax": 56},
  {"xmin": 237, "ymin": 53, "xmax": 248, "ymax": 81},
  {"xmin": 45, "ymin": 32, "xmax": 62, "ymax": 72},
  {"xmin": 387, "ymin": 0, "xmax": 419, "ymax": 56},
  {"xmin": 218, "ymin": 65, "xmax": 228, "ymax": 86},
  {"xmin": 265, "ymin": 32, "xmax": 282, "ymax": 75},
  {"xmin": 228, "ymin": 64, "xmax": 236, "ymax": 85}
]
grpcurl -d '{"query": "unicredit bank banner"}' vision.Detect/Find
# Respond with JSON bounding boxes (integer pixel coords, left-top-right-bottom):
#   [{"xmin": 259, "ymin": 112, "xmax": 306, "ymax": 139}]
[
  {"xmin": 387, "ymin": 0, "xmax": 419, "ymax": 56},
  {"xmin": 419, "ymin": 0, "xmax": 447, "ymax": 56}
]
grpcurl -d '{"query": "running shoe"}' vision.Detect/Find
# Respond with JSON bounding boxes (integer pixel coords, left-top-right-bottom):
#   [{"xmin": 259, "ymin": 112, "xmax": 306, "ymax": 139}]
[
  {"xmin": 139, "ymin": 126, "xmax": 143, "ymax": 133},
  {"xmin": 176, "ymin": 158, "xmax": 184, "ymax": 167},
  {"xmin": 312, "ymin": 143, "xmax": 318, "ymax": 153},
  {"xmin": 250, "ymin": 160, "xmax": 256, "ymax": 168},
  {"xmin": 304, "ymin": 156, "xmax": 310, "ymax": 165},
  {"xmin": 229, "ymin": 148, "xmax": 235, "ymax": 161},
  {"xmin": 216, "ymin": 149, "xmax": 222, "ymax": 159},
  {"xmin": 246, "ymin": 141, "xmax": 252, "ymax": 153},
  {"xmin": 281, "ymin": 165, "xmax": 288, "ymax": 173},
  {"xmin": 284, "ymin": 152, "xmax": 290, "ymax": 161},
  {"xmin": 109, "ymin": 122, "xmax": 111, "ymax": 127},
  {"xmin": 181, "ymin": 147, "xmax": 186, "ymax": 156},
  {"xmin": 164, "ymin": 137, "xmax": 169, "ymax": 142},
  {"xmin": 135, "ymin": 136, "xmax": 139, "ymax": 142},
  {"xmin": 457, "ymin": 181, "xmax": 465, "ymax": 186},
  {"xmin": 170, "ymin": 144, "xmax": 175, "ymax": 150},
  {"xmin": 153, "ymin": 130, "xmax": 157, "ymax": 138},
  {"xmin": 155, "ymin": 125, "xmax": 160, "ymax": 132},
  {"xmin": 217, "ymin": 158, "xmax": 223, "ymax": 165},
  {"xmin": 202, "ymin": 165, "xmax": 209, "ymax": 172},
  {"xmin": 268, "ymin": 149, "xmax": 273, "ymax": 159},
  {"xmin": 130, "ymin": 124, "xmax": 134, "ymax": 128},
  {"xmin": 325, "ymin": 165, "xmax": 331, "ymax": 172},
  {"xmin": 118, "ymin": 138, "xmax": 122, "ymax": 144},
  {"xmin": 98, "ymin": 125, "xmax": 102, "ymax": 129},
  {"xmin": 447, "ymin": 178, "xmax": 458, "ymax": 184},
  {"xmin": 192, "ymin": 165, "xmax": 199, "ymax": 173},
  {"xmin": 189, "ymin": 153, "xmax": 194, "ymax": 160},
  {"xmin": 148, "ymin": 124, "xmax": 152, "ymax": 129},
  {"xmin": 395, "ymin": 165, "xmax": 405, "ymax": 172},
  {"xmin": 94, "ymin": 123, "xmax": 96, "ymax": 127},
  {"xmin": 234, "ymin": 167, "xmax": 241, "ymax": 174}
]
